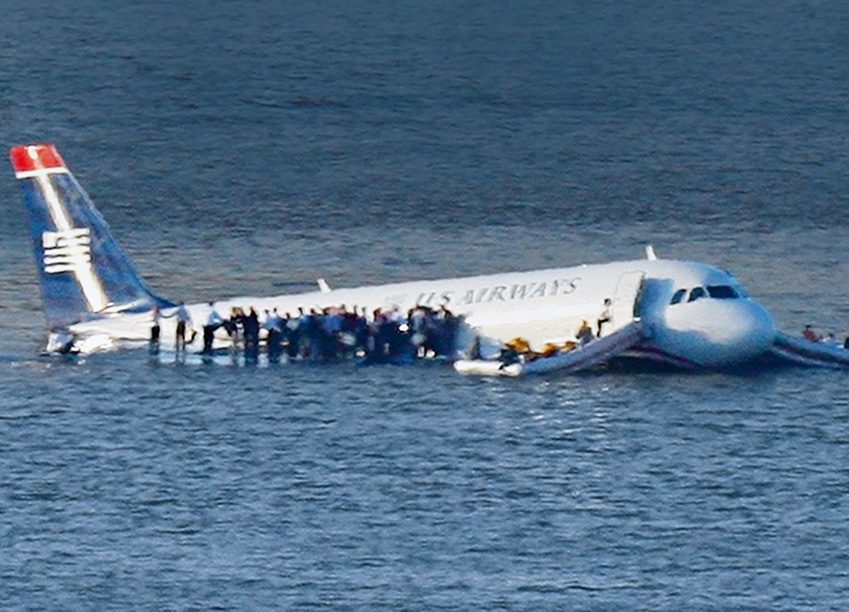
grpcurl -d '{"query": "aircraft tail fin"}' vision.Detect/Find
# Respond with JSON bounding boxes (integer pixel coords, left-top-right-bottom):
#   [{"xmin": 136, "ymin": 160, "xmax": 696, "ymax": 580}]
[{"xmin": 10, "ymin": 144, "xmax": 172, "ymax": 329}]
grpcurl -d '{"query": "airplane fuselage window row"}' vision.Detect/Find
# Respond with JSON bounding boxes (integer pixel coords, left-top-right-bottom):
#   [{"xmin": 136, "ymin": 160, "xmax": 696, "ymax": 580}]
[{"xmin": 669, "ymin": 285, "xmax": 741, "ymax": 305}]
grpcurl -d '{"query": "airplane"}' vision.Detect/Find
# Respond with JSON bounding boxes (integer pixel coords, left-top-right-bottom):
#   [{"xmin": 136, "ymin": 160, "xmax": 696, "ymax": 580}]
[{"xmin": 9, "ymin": 143, "xmax": 849, "ymax": 373}]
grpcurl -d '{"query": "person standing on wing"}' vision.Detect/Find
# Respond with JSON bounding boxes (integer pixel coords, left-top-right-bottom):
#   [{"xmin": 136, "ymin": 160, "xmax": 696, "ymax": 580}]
[
  {"xmin": 203, "ymin": 302, "xmax": 223, "ymax": 354},
  {"xmin": 174, "ymin": 302, "xmax": 193, "ymax": 351},
  {"xmin": 577, "ymin": 320, "xmax": 594, "ymax": 346},
  {"xmin": 149, "ymin": 306, "xmax": 161, "ymax": 346}
]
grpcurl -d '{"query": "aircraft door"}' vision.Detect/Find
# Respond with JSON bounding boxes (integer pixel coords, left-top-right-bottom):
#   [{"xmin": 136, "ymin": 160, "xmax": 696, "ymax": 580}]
[{"xmin": 611, "ymin": 270, "xmax": 646, "ymax": 329}]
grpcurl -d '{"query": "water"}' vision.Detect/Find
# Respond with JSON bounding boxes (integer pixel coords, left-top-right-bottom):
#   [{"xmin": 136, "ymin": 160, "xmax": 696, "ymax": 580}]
[{"xmin": 1, "ymin": 1, "xmax": 848, "ymax": 608}]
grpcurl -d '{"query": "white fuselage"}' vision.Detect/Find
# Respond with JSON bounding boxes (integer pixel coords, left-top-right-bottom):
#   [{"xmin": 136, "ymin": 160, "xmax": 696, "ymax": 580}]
[{"xmin": 69, "ymin": 258, "xmax": 777, "ymax": 368}]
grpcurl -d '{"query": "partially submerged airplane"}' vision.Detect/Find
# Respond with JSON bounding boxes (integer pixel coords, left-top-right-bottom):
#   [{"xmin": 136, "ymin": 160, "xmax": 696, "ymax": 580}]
[{"xmin": 10, "ymin": 143, "xmax": 849, "ymax": 373}]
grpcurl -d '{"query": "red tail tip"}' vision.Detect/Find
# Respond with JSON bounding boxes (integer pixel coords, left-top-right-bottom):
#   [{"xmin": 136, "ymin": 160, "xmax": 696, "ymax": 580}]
[{"xmin": 10, "ymin": 144, "xmax": 66, "ymax": 173}]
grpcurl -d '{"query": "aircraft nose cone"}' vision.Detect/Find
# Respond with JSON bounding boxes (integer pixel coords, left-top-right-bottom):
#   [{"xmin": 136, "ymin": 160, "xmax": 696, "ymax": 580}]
[
  {"xmin": 726, "ymin": 300, "xmax": 776, "ymax": 361},
  {"xmin": 655, "ymin": 297, "xmax": 777, "ymax": 369}
]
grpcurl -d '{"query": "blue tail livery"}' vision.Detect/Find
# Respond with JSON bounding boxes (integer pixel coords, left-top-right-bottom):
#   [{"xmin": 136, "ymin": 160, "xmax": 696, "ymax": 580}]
[{"xmin": 10, "ymin": 144, "xmax": 172, "ymax": 330}]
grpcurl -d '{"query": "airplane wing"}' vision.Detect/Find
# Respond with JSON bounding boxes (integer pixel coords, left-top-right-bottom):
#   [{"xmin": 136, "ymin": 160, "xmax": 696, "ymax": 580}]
[
  {"xmin": 454, "ymin": 320, "xmax": 648, "ymax": 377},
  {"xmin": 769, "ymin": 332, "xmax": 849, "ymax": 368}
]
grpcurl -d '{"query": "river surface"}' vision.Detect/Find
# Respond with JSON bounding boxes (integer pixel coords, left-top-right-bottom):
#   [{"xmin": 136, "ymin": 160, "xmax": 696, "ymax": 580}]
[{"xmin": 1, "ymin": 1, "xmax": 848, "ymax": 608}]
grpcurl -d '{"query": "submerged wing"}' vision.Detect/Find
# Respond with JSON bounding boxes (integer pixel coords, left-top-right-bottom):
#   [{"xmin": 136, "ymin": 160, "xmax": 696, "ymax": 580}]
[{"xmin": 770, "ymin": 331, "xmax": 849, "ymax": 368}]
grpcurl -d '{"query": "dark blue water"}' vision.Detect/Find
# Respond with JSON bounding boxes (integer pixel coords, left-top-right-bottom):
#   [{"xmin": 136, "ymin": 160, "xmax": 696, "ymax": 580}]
[{"xmin": 1, "ymin": 1, "xmax": 849, "ymax": 608}]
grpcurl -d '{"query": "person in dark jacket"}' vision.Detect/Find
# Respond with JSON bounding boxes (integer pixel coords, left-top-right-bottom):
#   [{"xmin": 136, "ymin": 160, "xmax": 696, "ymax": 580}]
[{"xmin": 244, "ymin": 307, "xmax": 260, "ymax": 362}]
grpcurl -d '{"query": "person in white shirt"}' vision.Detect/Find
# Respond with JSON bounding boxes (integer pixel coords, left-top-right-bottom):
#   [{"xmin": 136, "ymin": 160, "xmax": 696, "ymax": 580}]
[
  {"xmin": 263, "ymin": 308, "xmax": 283, "ymax": 360},
  {"xmin": 261, "ymin": 309, "xmax": 275, "ymax": 333},
  {"xmin": 167, "ymin": 302, "xmax": 193, "ymax": 351},
  {"xmin": 822, "ymin": 332, "xmax": 839, "ymax": 346},
  {"xmin": 597, "ymin": 298, "xmax": 612, "ymax": 337},
  {"xmin": 203, "ymin": 302, "xmax": 223, "ymax": 354}
]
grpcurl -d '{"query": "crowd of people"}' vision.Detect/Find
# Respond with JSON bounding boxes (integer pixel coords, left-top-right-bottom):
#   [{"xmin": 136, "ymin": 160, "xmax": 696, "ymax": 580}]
[
  {"xmin": 148, "ymin": 296, "xmax": 621, "ymax": 366},
  {"xmin": 152, "ymin": 302, "xmax": 464, "ymax": 364}
]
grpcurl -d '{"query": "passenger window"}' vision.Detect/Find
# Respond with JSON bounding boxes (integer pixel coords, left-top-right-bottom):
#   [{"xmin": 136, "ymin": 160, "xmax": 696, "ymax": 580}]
[
  {"xmin": 688, "ymin": 287, "xmax": 706, "ymax": 302},
  {"xmin": 670, "ymin": 289, "xmax": 686, "ymax": 305},
  {"xmin": 707, "ymin": 285, "xmax": 738, "ymax": 299}
]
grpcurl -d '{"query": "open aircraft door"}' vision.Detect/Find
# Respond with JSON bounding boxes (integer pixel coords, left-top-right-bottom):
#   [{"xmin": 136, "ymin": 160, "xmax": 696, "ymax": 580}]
[{"xmin": 611, "ymin": 270, "xmax": 646, "ymax": 331}]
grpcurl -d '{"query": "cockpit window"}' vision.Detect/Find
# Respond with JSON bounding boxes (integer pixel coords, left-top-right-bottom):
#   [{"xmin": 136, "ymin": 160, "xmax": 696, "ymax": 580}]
[
  {"xmin": 670, "ymin": 289, "xmax": 686, "ymax": 305},
  {"xmin": 707, "ymin": 285, "xmax": 738, "ymax": 299},
  {"xmin": 688, "ymin": 287, "xmax": 706, "ymax": 302},
  {"xmin": 670, "ymin": 284, "xmax": 745, "ymax": 306}
]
